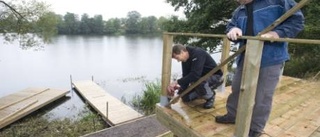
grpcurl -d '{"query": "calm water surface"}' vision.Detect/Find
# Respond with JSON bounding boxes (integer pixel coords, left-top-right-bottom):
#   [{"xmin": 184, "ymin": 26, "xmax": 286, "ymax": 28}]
[{"xmin": 0, "ymin": 35, "xmax": 220, "ymax": 119}]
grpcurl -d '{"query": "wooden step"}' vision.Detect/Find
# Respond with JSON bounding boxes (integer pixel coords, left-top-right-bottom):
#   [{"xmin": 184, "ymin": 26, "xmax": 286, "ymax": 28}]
[{"xmin": 82, "ymin": 115, "xmax": 169, "ymax": 137}]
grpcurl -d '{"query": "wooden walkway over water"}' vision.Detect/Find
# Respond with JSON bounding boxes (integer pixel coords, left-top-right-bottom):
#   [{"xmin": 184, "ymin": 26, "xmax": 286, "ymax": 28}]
[
  {"xmin": 72, "ymin": 80, "xmax": 143, "ymax": 126},
  {"xmin": 156, "ymin": 76, "xmax": 320, "ymax": 137},
  {"xmin": 0, "ymin": 88, "xmax": 69, "ymax": 129}
]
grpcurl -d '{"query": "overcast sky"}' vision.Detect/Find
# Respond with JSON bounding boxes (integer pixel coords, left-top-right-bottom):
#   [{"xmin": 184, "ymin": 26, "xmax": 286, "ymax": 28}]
[{"xmin": 43, "ymin": 0, "xmax": 184, "ymax": 20}]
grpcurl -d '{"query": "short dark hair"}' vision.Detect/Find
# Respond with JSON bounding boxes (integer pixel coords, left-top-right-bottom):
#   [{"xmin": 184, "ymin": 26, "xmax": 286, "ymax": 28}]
[{"xmin": 172, "ymin": 44, "xmax": 187, "ymax": 57}]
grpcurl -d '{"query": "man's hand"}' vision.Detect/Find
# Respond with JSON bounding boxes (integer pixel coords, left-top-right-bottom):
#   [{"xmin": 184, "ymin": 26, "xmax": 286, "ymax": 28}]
[
  {"xmin": 227, "ymin": 27, "xmax": 242, "ymax": 41},
  {"xmin": 167, "ymin": 81, "xmax": 180, "ymax": 97},
  {"xmin": 261, "ymin": 31, "xmax": 279, "ymax": 39}
]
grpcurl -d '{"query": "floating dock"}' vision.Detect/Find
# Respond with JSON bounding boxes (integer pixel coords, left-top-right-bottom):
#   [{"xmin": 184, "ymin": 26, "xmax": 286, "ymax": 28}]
[
  {"xmin": 72, "ymin": 80, "xmax": 143, "ymax": 126},
  {"xmin": 0, "ymin": 88, "xmax": 69, "ymax": 129}
]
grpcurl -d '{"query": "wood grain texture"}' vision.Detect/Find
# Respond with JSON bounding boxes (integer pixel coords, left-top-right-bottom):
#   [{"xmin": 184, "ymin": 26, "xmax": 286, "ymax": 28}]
[
  {"xmin": 0, "ymin": 88, "xmax": 68, "ymax": 129},
  {"xmin": 156, "ymin": 77, "xmax": 320, "ymax": 137},
  {"xmin": 72, "ymin": 80, "xmax": 142, "ymax": 126}
]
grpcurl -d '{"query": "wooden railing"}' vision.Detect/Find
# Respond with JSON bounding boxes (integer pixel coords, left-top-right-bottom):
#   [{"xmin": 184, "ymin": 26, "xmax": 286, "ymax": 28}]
[
  {"xmin": 159, "ymin": 31, "xmax": 320, "ymax": 137},
  {"xmin": 159, "ymin": 0, "xmax": 318, "ymax": 136}
]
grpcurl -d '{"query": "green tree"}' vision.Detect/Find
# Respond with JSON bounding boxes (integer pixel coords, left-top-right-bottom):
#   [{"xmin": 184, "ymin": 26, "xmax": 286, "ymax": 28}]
[
  {"xmin": 56, "ymin": 14, "xmax": 67, "ymax": 34},
  {"xmin": 139, "ymin": 16, "xmax": 158, "ymax": 34},
  {"xmin": 164, "ymin": 0, "xmax": 320, "ymax": 78},
  {"xmin": 63, "ymin": 12, "xmax": 80, "ymax": 34},
  {"xmin": 161, "ymin": 15, "xmax": 189, "ymax": 42},
  {"xmin": 164, "ymin": 0, "xmax": 237, "ymax": 50},
  {"xmin": 91, "ymin": 15, "xmax": 104, "ymax": 34},
  {"xmin": 79, "ymin": 13, "xmax": 91, "ymax": 34},
  {"xmin": 0, "ymin": 0, "xmax": 58, "ymax": 48},
  {"xmin": 125, "ymin": 11, "xmax": 141, "ymax": 34},
  {"xmin": 284, "ymin": 1, "xmax": 320, "ymax": 78},
  {"xmin": 34, "ymin": 11, "xmax": 58, "ymax": 42},
  {"xmin": 104, "ymin": 18, "xmax": 122, "ymax": 35},
  {"xmin": 157, "ymin": 16, "xmax": 169, "ymax": 31}
]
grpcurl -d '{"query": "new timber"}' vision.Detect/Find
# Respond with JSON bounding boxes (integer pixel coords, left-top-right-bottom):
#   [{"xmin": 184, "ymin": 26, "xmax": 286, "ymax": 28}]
[
  {"xmin": 0, "ymin": 88, "xmax": 69, "ymax": 129},
  {"xmin": 72, "ymin": 80, "xmax": 143, "ymax": 126}
]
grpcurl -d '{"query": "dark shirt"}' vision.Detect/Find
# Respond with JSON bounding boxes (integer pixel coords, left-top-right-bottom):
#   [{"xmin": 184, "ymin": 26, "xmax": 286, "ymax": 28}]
[{"xmin": 177, "ymin": 46, "xmax": 223, "ymax": 90}]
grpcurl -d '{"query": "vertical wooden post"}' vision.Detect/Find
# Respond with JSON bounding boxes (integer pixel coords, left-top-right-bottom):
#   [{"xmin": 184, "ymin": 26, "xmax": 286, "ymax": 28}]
[
  {"xmin": 70, "ymin": 75, "xmax": 74, "ymax": 97},
  {"xmin": 160, "ymin": 33, "xmax": 173, "ymax": 106},
  {"xmin": 70, "ymin": 75, "xmax": 73, "ymax": 89},
  {"xmin": 106, "ymin": 101, "xmax": 108, "ymax": 118},
  {"xmin": 234, "ymin": 40, "xmax": 264, "ymax": 137},
  {"xmin": 219, "ymin": 38, "xmax": 231, "ymax": 92}
]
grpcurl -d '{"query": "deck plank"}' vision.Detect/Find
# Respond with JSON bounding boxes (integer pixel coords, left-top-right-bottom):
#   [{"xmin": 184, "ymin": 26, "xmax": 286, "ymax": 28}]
[
  {"xmin": 264, "ymin": 86, "xmax": 320, "ymax": 136},
  {"xmin": 156, "ymin": 77, "xmax": 320, "ymax": 137}
]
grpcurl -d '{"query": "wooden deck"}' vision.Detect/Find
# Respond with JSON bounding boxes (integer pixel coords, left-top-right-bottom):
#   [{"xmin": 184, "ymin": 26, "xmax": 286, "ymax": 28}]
[
  {"xmin": 156, "ymin": 76, "xmax": 320, "ymax": 137},
  {"xmin": 0, "ymin": 88, "xmax": 69, "ymax": 129},
  {"xmin": 72, "ymin": 80, "xmax": 143, "ymax": 126}
]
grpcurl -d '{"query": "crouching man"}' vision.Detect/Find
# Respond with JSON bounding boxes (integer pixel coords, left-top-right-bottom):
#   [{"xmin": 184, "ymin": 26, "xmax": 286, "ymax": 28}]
[{"xmin": 167, "ymin": 44, "xmax": 223, "ymax": 109}]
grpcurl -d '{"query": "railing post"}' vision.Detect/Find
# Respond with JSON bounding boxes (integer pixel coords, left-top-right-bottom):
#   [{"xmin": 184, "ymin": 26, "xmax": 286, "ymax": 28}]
[
  {"xmin": 70, "ymin": 75, "xmax": 73, "ymax": 89},
  {"xmin": 106, "ymin": 101, "xmax": 108, "ymax": 118},
  {"xmin": 218, "ymin": 38, "xmax": 231, "ymax": 92},
  {"xmin": 234, "ymin": 40, "xmax": 264, "ymax": 137},
  {"xmin": 160, "ymin": 33, "xmax": 173, "ymax": 106}
]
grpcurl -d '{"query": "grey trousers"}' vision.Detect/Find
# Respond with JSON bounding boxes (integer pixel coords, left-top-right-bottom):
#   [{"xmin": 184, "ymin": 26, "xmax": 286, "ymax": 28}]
[
  {"xmin": 226, "ymin": 61, "xmax": 283, "ymax": 132},
  {"xmin": 182, "ymin": 74, "xmax": 223, "ymax": 102}
]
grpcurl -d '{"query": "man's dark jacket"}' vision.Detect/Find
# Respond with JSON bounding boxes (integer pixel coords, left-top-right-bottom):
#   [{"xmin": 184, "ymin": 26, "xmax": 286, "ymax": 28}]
[{"xmin": 177, "ymin": 46, "xmax": 223, "ymax": 90}]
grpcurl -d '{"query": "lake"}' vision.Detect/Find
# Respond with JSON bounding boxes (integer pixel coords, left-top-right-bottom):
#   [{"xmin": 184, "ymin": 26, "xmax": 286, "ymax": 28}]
[{"xmin": 0, "ymin": 35, "xmax": 221, "ymax": 119}]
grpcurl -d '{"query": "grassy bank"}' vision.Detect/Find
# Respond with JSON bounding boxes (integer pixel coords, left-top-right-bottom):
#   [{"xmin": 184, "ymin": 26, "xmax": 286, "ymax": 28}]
[
  {"xmin": 129, "ymin": 81, "xmax": 161, "ymax": 115},
  {"xmin": 0, "ymin": 106, "xmax": 107, "ymax": 137}
]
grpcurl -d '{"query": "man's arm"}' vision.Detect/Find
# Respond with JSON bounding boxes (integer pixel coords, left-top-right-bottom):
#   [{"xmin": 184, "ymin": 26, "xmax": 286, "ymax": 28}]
[
  {"xmin": 226, "ymin": 7, "xmax": 243, "ymax": 41},
  {"xmin": 273, "ymin": 0, "xmax": 304, "ymax": 38}
]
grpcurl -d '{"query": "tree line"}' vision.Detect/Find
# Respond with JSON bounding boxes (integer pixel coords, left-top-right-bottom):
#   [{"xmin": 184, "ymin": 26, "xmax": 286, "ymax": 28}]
[{"xmin": 56, "ymin": 11, "xmax": 171, "ymax": 35}]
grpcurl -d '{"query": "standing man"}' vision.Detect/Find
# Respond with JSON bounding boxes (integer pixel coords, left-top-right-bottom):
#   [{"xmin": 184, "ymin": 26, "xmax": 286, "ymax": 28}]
[
  {"xmin": 167, "ymin": 44, "xmax": 224, "ymax": 109},
  {"xmin": 215, "ymin": 0, "xmax": 304, "ymax": 137}
]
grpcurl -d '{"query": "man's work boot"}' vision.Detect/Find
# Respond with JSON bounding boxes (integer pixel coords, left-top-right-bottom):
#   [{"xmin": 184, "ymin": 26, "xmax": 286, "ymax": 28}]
[
  {"xmin": 203, "ymin": 92, "xmax": 215, "ymax": 109},
  {"xmin": 215, "ymin": 114, "xmax": 235, "ymax": 124},
  {"xmin": 249, "ymin": 130, "xmax": 262, "ymax": 137},
  {"xmin": 203, "ymin": 96, "xmax": 214, "ymax": 109}
]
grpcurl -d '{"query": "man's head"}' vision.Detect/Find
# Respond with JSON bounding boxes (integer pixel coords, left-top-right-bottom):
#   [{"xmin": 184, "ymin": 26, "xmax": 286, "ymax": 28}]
[
  {"xmin": 172, "ymin": 44, "xmax": 189, "ymax": 62},
  {"xmin": 237, "ymin": 0, "xmax": 253, "ymax": 5}
]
